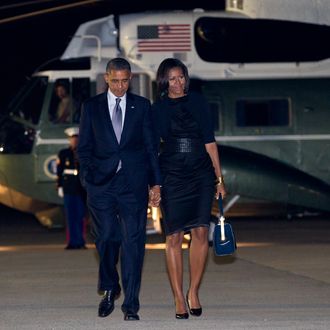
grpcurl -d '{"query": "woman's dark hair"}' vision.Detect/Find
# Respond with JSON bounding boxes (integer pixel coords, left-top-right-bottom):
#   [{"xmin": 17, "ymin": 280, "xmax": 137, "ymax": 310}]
[{"xmin": 156, "ymin": 58, "xmax": 190, "ymax": 98}]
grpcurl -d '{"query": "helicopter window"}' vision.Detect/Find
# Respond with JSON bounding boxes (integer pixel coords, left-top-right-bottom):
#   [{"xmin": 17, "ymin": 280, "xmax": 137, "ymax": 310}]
[
  {"xmin": 228, "ymin": 0, "xmax": 243, "ymax": 10},
  {"xmin": 49, "ymin": 78, "xmax": 91, "ymax": 124},
  {"xmin": 8, "ymin": 76, "xmax": 48, "ymax": 125},
  {"xmin": 49, "ymin": 79, "xmax": 75, "ymax": 124},
  {"xmin": 195, "ymin": 17, "xmax": 330, "ymax": 63},
  {"xmin": 72, "ymin": 78, "xmax": 91, "ymax": 123},
  {"xmin": 236, "ymin": 99, "xmax": 289, "ymax": 127}
]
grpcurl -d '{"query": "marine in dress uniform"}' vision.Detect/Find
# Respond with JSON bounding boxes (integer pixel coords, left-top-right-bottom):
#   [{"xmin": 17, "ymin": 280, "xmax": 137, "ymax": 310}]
[{"xmin": 57, "ymin": 127, "xmax": 87, "ymax": 249}]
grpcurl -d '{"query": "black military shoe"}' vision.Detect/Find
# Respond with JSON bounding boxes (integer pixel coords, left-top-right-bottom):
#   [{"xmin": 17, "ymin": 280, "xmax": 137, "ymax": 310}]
[{"xmin": 98, "ymin": 289, "xmax": 120, "ymax": 317}]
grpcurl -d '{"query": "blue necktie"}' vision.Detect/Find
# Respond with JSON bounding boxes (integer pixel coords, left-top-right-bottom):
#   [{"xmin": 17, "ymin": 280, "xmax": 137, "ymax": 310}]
[{"xmin": 112, "ymin": 98, "xmax": 122, "ymax": 142}]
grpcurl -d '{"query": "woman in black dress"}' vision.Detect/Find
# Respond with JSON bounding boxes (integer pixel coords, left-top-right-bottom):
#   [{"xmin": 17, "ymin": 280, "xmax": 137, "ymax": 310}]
[{"xmin": 151, "ymin": 58, "xmax": 226, "ymax": 319}]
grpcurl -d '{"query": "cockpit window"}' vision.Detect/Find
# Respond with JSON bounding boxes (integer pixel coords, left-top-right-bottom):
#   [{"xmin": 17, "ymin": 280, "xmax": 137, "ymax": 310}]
[
  {"xmin": 49, "ymin": 79, "xmax": 74, "ymax": 124},
  {"xmin": 8, "ymin": 76, "xmax": 48, "ymax": 125},
  {"xmin": 0, "ymin": 118, "xmax": 35, "ymax": 154},
  {"xmin": 49, "ymin": 78, "xmax": 91, "ymax": 124},
  {"xmin": 0, "ymin": 76, "xmax": 47, "ymax": 154}
]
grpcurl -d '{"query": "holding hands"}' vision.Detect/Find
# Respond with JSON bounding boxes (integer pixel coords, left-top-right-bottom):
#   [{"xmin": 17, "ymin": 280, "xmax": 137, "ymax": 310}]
[{"xmin": 149, "ymin": 185, "xmax": 162, "ymax": 207}]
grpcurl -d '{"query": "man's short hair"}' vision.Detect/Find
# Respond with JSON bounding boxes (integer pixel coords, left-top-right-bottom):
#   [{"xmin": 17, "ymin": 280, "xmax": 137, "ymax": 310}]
[{"xmin": 106, "ymin": 57, "xmax": 131, "ymax": 73}]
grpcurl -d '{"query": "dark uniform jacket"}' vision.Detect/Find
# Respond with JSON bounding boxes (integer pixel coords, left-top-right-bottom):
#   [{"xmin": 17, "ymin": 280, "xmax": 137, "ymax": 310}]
[{"xmin": 57, "ymin": 147, "xmax": 85, "ymax": 196}]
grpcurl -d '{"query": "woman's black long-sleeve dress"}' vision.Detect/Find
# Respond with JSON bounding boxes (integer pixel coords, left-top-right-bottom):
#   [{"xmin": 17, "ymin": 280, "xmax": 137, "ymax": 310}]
[{"xmin": 151, "ymin": 92, "xmax": 216, "ymax": 235}]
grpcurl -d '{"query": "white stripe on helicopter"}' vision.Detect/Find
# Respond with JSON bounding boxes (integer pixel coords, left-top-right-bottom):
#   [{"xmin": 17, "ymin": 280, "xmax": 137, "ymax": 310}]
[
  {"xmin": 36, "ymin": 134, "xmax": 330, "ymax": 146},
  {"xmin": 215, "ymin": 134, "xmax": 330, "ymax": 142}
]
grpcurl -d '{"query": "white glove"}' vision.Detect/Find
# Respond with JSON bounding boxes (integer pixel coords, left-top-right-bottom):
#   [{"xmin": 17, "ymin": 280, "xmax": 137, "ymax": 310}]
[{"xmin": 58, "ymin": 187, "xmax": 64, "ymax": 198}]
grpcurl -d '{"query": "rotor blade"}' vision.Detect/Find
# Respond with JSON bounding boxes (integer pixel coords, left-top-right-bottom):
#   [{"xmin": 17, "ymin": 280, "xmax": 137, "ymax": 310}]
[{"xmin": 0, "ymin": 0, "xmax": 103, "ymax": 25}]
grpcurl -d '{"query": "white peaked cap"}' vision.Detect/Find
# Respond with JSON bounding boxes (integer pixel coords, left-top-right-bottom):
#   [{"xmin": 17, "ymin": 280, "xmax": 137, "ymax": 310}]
[{"xmin": 64, "ymin": 127, "xmax": 79, "ymax": 137}]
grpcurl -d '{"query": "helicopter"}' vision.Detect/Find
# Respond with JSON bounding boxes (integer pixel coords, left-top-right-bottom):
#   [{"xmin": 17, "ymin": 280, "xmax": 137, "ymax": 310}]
[{"xmin": 1, "ymin": 0, "xmax": 330, "ymax": 230}]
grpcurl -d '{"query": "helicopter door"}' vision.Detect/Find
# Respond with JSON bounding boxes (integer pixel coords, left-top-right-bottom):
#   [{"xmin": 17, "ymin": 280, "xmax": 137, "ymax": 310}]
[{"xmin": 35, "ymin": 78, "xmax": 92, "ymax": 184}]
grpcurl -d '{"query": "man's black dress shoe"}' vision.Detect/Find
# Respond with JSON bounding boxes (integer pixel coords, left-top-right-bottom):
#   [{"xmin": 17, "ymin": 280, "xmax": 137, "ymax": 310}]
[
  {"xmin": 98, "ymin": 289, "xmax": 121, "ymax": 317},
  {"xmin": 186, "ymin": 293, "xmax": 202, "ymax": 317},
  {"xmin": 124, "ymin": 311, "xmax": 140, "ymax": 321}
]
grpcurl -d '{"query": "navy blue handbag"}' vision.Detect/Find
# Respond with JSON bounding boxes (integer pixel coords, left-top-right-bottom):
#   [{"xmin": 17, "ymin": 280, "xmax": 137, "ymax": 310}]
[{"xmin": 213, "ymin": 198, "xmax": 237, "ymax": 256}]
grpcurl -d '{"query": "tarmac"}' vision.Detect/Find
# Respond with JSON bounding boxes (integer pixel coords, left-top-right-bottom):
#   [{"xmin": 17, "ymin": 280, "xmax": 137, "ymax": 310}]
[{"xmin": 0, "ymin": 207, "xmax": 330, "ymax": 330}]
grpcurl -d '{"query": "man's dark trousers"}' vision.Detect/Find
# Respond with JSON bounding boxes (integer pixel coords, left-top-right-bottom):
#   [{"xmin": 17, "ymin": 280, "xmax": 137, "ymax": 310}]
[{"xmin": 88, "ymin": 170, "xmax": 147, "ymax": 314}]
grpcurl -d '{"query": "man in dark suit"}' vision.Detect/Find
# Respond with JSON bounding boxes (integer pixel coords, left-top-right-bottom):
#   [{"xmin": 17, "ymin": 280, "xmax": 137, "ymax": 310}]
[{"xmin": 77, "ymin": 58, "xmax": 162, "ymax": 321}]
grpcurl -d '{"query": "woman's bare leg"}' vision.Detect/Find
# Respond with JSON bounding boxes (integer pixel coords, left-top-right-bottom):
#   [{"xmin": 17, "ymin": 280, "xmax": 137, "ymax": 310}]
[
  {"xmin": 165, "ymin": 231, "xmax": 187, "ymax": 313},
  {"xmin": 187, "ymin": 226, "xmax": 209, "ymax": 308}
]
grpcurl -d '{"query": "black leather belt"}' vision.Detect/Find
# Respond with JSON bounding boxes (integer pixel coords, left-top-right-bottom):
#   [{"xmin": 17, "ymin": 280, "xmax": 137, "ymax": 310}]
[{"xmin": 163, "ymin": 138, "xmax": 204, "ymax": 153}]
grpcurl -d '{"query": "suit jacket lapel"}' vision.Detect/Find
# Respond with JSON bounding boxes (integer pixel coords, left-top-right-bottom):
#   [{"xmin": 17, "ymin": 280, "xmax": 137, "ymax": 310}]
[
  {"xmin": 120, "ymin": 93, "xmax": 135, "ymax": 145},
  {"xmin": 98, "ymin": 92, "xmax": 118, "ymax": 143}
]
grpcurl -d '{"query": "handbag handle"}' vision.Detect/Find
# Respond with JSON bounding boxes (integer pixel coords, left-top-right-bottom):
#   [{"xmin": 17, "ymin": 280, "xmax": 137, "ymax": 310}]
[
  {"xmin": 217, "ymin": 195, "xmax": 226, "ymax": 241},
  {"xmin": 218, "ymin": 195, "xmax": 224, "ymax": 216}
]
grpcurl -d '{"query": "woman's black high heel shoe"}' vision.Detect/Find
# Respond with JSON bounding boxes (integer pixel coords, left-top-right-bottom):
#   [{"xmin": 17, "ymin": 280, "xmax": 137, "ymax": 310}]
[
  {"xmin": 175, "ymin": 312, "xmax": 189, "ymax": 319},
  {"xmin": 175, "ymin": 300, "xmax": 189, "ymax": 319},
  {"xmin": 186, "ymin": 293, "xmax": 202, "ymax": 317}
]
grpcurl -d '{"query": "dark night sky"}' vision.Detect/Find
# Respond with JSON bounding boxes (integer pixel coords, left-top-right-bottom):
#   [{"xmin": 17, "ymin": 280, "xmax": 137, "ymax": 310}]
[{"xmin": 0, "ymin": 0, "xmax": 225, "ymax": 109}]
